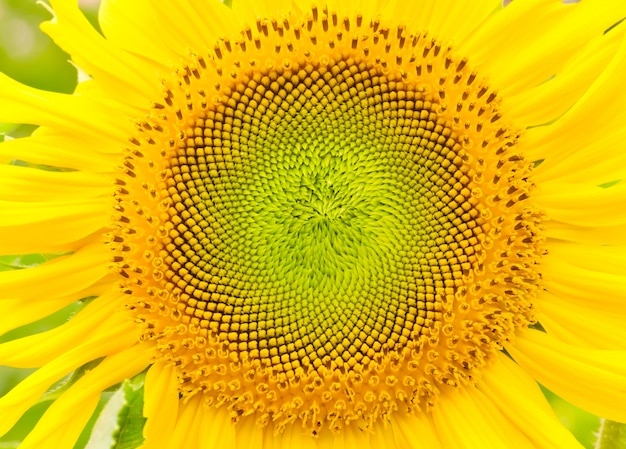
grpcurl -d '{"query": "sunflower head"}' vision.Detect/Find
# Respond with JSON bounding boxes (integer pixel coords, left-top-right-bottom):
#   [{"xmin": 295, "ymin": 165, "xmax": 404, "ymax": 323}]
[{"xmin": 110, "ymin": 5, "xmax": 544, "ymax": 435}]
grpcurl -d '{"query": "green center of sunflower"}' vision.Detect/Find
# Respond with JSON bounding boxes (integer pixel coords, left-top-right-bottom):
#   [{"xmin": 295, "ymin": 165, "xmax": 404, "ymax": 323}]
[
  {"xmin": 170, "ymin": 61, "xmax": 454, "ymax": 372},
  {"xmin": 111, "ymin": 7, "xmax": 544, "ymax": 436}
]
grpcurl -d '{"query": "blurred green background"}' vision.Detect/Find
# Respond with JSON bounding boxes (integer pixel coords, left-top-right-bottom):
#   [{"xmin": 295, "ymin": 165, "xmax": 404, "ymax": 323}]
[{"xmin": 0, "ymin": 0, "xmax": 603, "ymax": 448}]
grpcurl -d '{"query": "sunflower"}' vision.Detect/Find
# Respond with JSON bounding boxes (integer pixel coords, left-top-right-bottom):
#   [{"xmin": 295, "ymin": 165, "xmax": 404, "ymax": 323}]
[{"xmin": 1, "ymin": 0, "xmax": 626, "ymax": 447}]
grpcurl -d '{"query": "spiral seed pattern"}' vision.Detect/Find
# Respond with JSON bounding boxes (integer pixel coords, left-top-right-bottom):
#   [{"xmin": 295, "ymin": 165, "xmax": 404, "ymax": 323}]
[{"xmin": 111, "ymin": 6, "xmax": 544, "ymax": 435}]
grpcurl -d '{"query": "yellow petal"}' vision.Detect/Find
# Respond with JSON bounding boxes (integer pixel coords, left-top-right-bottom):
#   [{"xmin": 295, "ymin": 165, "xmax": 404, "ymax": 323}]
[
  {"xmin": 462, "ymin": 0, "xmax": 626, "ymax": 96},
  {"xmin": 536, "ymin": 148, "xmax": 626, "ymax": 186},
  {"xmin": 536, "ymin": 182, "xmax": 626, "ymax": 227},
  {"xmin": 234, "ymin": 416, "xmax": 265, "ymax": 448},
  {"xmin": 0, "ymin": 317, "xmax": 136, "ymax": 437},
  {"xmin": 506, "ymin": 21, "xmax": 625, "ymax": 127},
  {"xmin": 391, "ymin": 412, "xmax": 442, "ymax": 449},
  {"xmin": 42, "ymin": 0, "xmax": 161, "ymax": 106},
  {"xmin": 198, "ymin": 405, "xmax": 237, "ymax": 449},
  {"xmin": 0, "ymin": 244, "xmax": 109, "ymax": 303},
  {"xmin": 98, "ymin": 0, "xmax": 181, "ymax": 65},
  {"xmin": 0, "ymin": 292, "xmax": 126, "ymax": 368},
  {"xmin": 141, "ymin": 362, "xmax": 179, "ymax": 448},
  {"xmin": 342, "ymin": 425, "xmax": 377, "ymax": 449},
  {"xmin": 382, "ymin": 0, "xmax": 500, "ymax": 46},
  {"xmin": 369, "ymin": 420, "xmax": 397, "ymax": 449},
  {"xmin": 0, "ymin": 199, "xmax": 107, "ymax": 254},
  {"xmin": 480, "ymin": 353, "xmax": 585, "ymax": 449},
  {"xmin": 538, "ymin": 290, "xmax": 626, "ymax": 350},
  {"xmin": 547, "ymin": 240, "xmax": 626, "ymax": 275},
  {"xmin": 522, "ymin": 27, "xmax": 626, "ymax": 180},
  {"xmin": 0, "ymin": 297, "xmax": 82, "ymax": 337},
  {"xmin": 18, "ymin": 344, "xmax": 151, "ymax": 449},
  {"xmin": 541, "ymin": 252, "xmax": 626, "ymax": 311},
  {"xmin": 433, "ymin": 386, "xmax": 535, "ymax": 448},
  {"xmin": 546, "ymin": 221, "xmax": 626, "ymax": 246},
  {"xmin": 161, "ymin": 0, "xmax": 242, "ymax": 50},
  {"xmin": 509, "ymin": 329, "xmax": 626, "ymax": 423},
  {"xmin": 0, "ymin": 165, "xmax": 110, "ymax": 202},
  {"xmin": 236, "ymin": 0, "xmax": 302, "ymax": 20},
  {"xmin": 0, "ymin": 74, "xmax": 129, "ymax": 139},
  {"xmin": 0, "ymin": 132, "xmax": 119, "ymax": 172},
  {"xmin": 278, "ymin": 423, "xmax": 318, "ymax": 449},
  {"xmin": 164, "ymin": 395, "xmax": 203, "ymax": 449}
]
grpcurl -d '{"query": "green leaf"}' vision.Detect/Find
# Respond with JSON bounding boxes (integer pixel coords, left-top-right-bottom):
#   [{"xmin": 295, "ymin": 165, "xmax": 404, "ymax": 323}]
[
  {"xmin": 113, "ymin": 374, "xmax": 147, "ymax": 449},
  {"xmin": 595, "ymin": 419, "xmax": 626, "ymax": 449},
  {"xmin": 85, "ymin": 373, "xmax": 146, "ymax": 449}
]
